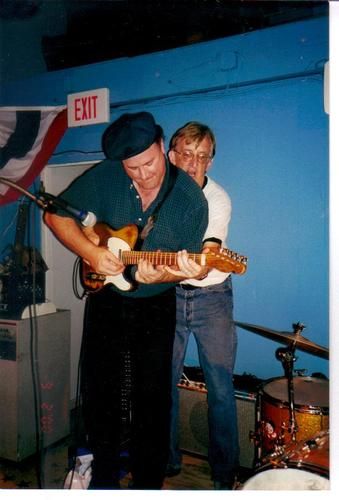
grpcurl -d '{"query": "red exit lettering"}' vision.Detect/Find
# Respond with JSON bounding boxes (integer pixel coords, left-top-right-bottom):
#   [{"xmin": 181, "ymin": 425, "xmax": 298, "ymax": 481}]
[{"xmin": 74, "ymin": 95, "xmax": 99, "ymax": 121}]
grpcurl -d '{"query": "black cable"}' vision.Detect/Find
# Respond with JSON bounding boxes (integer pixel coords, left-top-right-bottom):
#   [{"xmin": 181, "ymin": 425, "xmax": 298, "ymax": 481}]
[
  {"xmin": 26, "ymin": 201, "xmax": 44, "ymax": 488},
  {"xmin": 72, "ymin": 257, "xmax": 87, "ymax": 300},
  {"xmin": 49, "ymin": 68, "xmax": 324, "ymax": 161},
  {"xmin": 65, "ymin": 294, "xmax": 91, "ymax": 489}
]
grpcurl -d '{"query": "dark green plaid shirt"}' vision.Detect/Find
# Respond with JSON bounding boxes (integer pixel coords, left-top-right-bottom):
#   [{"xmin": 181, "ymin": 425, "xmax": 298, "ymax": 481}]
[{"xmin": 59, "ymin": 158, "xmax": 208, "ymax": 297}]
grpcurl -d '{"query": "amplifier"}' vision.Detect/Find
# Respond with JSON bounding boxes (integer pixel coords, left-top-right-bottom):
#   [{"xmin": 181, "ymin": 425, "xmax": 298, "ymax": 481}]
[
  {"xmin": 0, "ymin": 310, "xmax": 70, "ymax": 461},
  {"xmin": 0, "ymin": 272, "xmax": 45, "ymax": 317},
  {"xmin": 178, "ymin": 380, "xmax": 257, "ymax": 469}
]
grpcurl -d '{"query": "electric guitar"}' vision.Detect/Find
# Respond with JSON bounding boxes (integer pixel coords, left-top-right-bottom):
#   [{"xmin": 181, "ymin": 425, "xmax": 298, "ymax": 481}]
[
  {"xmin": 81, "ymin": 223, "xmax": 248, "ymax": 292},
  {"xmin": 4, "ymin": 202, "xmax": 48, "ymax": 274}
]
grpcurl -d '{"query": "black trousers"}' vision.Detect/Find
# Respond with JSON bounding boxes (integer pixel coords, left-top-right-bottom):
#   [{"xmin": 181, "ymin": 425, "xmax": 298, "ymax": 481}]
[{"xmin": 81, "ymin": 286, "xmax": 176, "ymax": 489}]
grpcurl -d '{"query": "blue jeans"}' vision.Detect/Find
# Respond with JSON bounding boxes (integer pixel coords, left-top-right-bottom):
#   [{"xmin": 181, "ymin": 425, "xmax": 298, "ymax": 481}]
[{"xmin": 169, "ymin": 277, "xmax": 239, "ymax": 482}]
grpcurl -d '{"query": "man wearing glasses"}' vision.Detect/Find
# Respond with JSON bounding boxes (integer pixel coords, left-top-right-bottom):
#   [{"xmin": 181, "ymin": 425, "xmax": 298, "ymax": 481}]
[{"xmin": 167, "ymin": 122, "xmax": 239, "ymax": 490}]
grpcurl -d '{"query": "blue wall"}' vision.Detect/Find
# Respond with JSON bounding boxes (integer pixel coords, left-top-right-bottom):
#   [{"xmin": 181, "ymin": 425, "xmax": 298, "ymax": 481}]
[{"xmin": 0, "ymin": 17, "xmax": 329, "ymax": 380}]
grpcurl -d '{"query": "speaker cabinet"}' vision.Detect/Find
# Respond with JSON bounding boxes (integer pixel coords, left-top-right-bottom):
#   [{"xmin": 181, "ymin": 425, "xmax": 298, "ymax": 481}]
[
  {"xmin": 0, "ymin": 310, "xmax": 70, "ymax": 461},
  {"xmin": 178, "ymin": 385, "xmax": 256, "ymax": 469}
]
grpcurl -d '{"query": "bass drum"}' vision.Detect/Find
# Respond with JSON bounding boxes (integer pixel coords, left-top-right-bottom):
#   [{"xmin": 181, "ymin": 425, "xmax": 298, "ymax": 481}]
[
  {"xmin": 242, "ymin": 430, "xmax": 329, "ymax": 490},
  {"xmin": 258, "ymin": 376, "xmax": 329, "ymax": 455}
]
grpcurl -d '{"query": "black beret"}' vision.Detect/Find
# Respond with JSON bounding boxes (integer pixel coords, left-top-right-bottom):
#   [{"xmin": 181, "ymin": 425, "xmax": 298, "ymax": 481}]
[{"xmin": 102, "ymin": 111, "xmax": 160, "ymax": 160}]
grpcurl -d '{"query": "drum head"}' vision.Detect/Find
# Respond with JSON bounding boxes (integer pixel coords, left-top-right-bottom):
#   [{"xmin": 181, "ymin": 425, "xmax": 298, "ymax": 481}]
[
  {"xmin": 263, "ymin": 376, "xmax": 329, "ymax": 408},
  {"xmin": 242, "ymin": 467, "xmax": 330, "ymax": 490}
]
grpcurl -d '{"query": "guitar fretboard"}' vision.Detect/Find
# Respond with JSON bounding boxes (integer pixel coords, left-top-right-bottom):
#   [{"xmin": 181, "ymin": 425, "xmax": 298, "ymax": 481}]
[{"xmin": 120, "ymin": 251, "xmax": 204, "ymax": 266}]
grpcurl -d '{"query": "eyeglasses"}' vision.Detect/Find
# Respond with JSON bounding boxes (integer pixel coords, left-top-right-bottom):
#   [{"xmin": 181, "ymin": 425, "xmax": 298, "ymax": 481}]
[{"xmin": 172, "ymin": 150, "xmax": 212, "ymax": 165}]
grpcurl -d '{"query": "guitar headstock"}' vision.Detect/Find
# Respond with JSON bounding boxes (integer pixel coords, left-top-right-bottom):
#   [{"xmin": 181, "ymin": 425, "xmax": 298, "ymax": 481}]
[{"xmin": 206, "ymin": 248, "xmax": 248, "ymax": 274}]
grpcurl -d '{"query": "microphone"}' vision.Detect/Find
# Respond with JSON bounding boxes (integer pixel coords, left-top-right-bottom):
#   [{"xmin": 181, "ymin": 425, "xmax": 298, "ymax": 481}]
[
  {"xmin": 39, "ymin": 192, "xmax": 97, "ymax": 227},
  {"xmin": 0, "ymin": 177, "xmax": 97, "ymax": 228}
]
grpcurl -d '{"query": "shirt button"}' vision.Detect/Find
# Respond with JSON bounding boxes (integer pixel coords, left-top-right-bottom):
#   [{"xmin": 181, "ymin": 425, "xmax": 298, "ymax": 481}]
[{"xmin": 138, "ymin": 217, "xmax": 142, "ymax": 222}]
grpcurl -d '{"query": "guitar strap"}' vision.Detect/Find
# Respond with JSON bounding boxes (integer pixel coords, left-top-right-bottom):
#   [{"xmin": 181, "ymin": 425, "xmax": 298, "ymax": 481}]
[{"xmin": 139, "ymin": 162, "xmax": 178, "ymax": 241}]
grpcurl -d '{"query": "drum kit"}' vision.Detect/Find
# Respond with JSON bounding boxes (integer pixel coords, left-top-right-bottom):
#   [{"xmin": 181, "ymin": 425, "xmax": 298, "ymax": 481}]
[{"xmin": 235, "ymin": 321, "xmax": 330, "ymax": 490}]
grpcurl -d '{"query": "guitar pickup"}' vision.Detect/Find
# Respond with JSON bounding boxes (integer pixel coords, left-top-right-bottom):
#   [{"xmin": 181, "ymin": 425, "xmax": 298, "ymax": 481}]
[{"xmin": 86, "ymin": 272, "xmax": 106, "ymax": 281}]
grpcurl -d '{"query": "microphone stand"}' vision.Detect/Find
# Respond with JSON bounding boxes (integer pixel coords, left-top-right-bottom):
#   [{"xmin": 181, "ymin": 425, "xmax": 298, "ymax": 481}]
[
  {"xmin": 1, "ymin": 176, "xmax": 96, "ymax": 226},
  {"xmin": 0, "ymin": 176, "xmax": 47, "ymax": 210},
  {"xmin": 275, "ymin": 343, "xmax": 298, "ymax": 442}
]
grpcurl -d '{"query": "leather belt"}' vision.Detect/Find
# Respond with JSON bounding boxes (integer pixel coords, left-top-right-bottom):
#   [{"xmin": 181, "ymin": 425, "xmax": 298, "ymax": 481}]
[{"xmin": 178, "ymin": 284, "xmax": 197, "ymax": 290}]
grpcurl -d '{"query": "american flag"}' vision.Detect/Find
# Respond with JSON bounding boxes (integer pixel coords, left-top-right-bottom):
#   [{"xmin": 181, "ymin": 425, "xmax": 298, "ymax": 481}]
[{"xmin": 0, "ymin": 106, "xmax": 67, "ymax": 205}]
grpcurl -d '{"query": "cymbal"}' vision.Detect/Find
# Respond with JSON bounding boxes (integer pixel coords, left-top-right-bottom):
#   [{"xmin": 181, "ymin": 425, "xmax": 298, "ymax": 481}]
[{"xmin": 235, "ymin": 321, "xmax": 329, "ymax": 360}]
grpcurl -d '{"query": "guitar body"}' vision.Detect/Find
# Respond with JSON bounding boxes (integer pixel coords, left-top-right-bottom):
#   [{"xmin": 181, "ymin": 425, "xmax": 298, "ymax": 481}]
[
  {"xmin": 81, "ymin": 223, "xmax": 247, "ymax": 293},
  {"xmin": 80, "ymin": 223, "xmax": 139, "ymax": 292}
]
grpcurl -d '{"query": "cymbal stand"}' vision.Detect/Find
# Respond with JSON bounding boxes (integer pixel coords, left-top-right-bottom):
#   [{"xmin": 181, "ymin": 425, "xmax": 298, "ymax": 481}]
[{"xmin": 275, "ymin": 343, "xmax": 298, "ymax": 442}]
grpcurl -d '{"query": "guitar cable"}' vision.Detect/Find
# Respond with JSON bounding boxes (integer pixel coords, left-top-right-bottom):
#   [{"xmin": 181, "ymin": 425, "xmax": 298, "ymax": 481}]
[
  {"xmin": 64, "ymin": 294, "xmax": 92, "ymax": 489},
  {"xmin": 26, "ymin": 201, "xmax": 45, "ymax": 489},
  {"xmin": 72, "ymin": 257, "xmax": 87, "ymax": 300}
]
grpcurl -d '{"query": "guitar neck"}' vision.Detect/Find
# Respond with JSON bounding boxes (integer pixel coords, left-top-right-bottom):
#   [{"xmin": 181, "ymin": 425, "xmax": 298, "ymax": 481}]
[
  {"xmin": 13, "ymin": 203, "xmax": 29, "ymax": 271},
  {"xmin": 14, "ymin": 204, "xmax": 28, "ymax": 249},
  {"xmin": 121, "ymin": 251, "xmax": 204, "ymax": 266}
]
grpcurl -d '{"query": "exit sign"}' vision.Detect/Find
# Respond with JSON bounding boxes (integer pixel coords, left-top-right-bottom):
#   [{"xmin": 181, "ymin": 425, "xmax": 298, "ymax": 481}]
[{"xmin": 67, "ymin": 88, "xmax": 110, "ymax": 127}]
